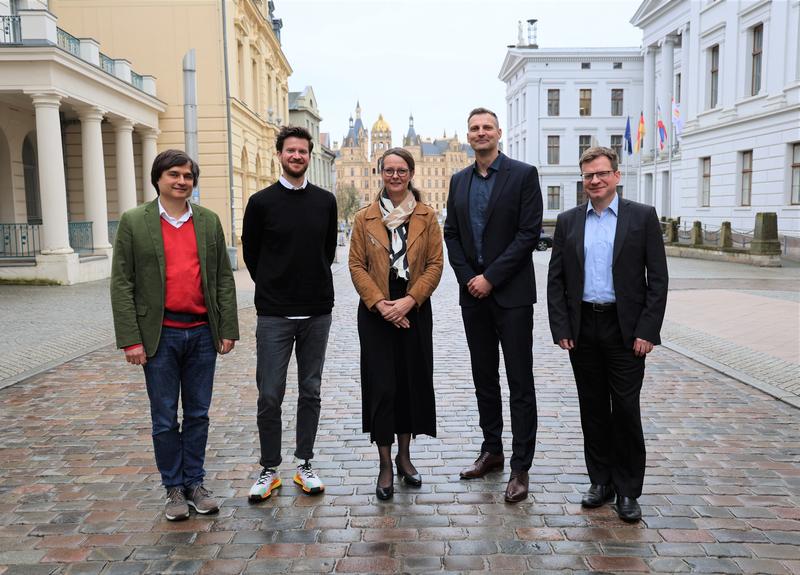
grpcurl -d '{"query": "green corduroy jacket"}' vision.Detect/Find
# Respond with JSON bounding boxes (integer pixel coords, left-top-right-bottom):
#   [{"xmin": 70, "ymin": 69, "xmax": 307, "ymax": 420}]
[{"xmin": 110, "ymin": 199, "xmax": 239, "ymax": 357}]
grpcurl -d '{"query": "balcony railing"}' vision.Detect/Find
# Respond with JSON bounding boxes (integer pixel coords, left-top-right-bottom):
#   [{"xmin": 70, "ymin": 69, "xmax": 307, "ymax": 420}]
[
  {"xmin": 56, "ymin": 27, "xmax": 81, "ymax": 57},
  {"xmin": 131, "ymin": 72, "xmax": 143, "ymax": 90},
  {"xmin": 67, "ymin": 221, "xmax": 94, "ymax": 253},
  {"xmin": 0, "ymin": 223, "xmax": 40, "ymax": 258},
  {"xmin": 0, "ymin": 15, "xmax": 21, "ymax": 44},
  {"xmin": 108, "ymin": 220, "xmax": 119, "ymax": 245},
  {"xmin": 99, "ymin": 52, "xmax": 115, "ymax": 75}
]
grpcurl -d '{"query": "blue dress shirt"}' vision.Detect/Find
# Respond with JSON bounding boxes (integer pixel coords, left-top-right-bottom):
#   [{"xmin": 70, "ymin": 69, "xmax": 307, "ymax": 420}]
[
  {"xmin": 582, "ymin": 194, "xmax": 618, "ymax": 303},
  {"xmin": 469, "ymin": 153, "xmax": 503, "ymax": 267}
]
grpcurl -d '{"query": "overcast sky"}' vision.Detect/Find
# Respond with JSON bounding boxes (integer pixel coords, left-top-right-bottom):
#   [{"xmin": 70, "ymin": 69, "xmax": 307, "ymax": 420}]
[{"xmin": 276, "ymin": 0, "xmax": 645, "ymax": 148}]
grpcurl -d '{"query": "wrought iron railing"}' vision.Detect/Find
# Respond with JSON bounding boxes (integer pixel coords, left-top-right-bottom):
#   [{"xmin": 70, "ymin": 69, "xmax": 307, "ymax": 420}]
[
  {"xmin": 68, "ymin": 221, "xmax": 94, "ymax": 253},
  {"xmin": 56, "ymin": 28, "xmax": 81, "ymax": 57},
  {"xmin": 0, "ymin": 15, "xmax": 21, "ymax": 44},
  {"xmin": 0, "ymin": 223, "xmax": 40, "ymax": 258},
  {"xmin": 131, "ymin": 72, "xmax": 143, "ymax": 90},
  {"xmin": 99, "ymin": 53, "xmax": 115, "ymax": 75},
  {"xmin": 108, "ymin": 220, "xmax": 119, "ymax": 245}
]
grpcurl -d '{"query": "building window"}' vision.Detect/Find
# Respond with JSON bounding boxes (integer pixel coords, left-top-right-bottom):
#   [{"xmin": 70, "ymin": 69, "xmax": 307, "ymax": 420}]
[
  {"xmin": 547, "ymin": 135, "xmax": 560, "ymax": 165},
  {"xmin": 740, "ymin": 150, "xmax": 752, "ymax": 206},
  {"xmin": 791, "ymin": 143, "xmax": 800, "ymax": 205},
  {"xmin": 613, "ymin": 62, "xmax": 622, "ymax": 69},
  {"xmin": 709, "ymin": 44, "xmax": 720, "ymax": 109},
  {"xmin": 547, "ymin": 186, "xmax": 560, "ymax": 210},
  {"xmin": 581, "ymin": 62, "xmax": 591, "ymax": 69},
  {"xmin": 547, "ymin": 89, "xmax": 560, "ymax": 116},
  {"xmin": 751, "ymin": 24, "xmax": 763, "ymax": 96},
  {"xmin": 576, "ymin": 181, "xmax": 585, "ymax": 205},
  {"xmin": 579, "ymin": 89, "xmax": 592, "ymax": 116},
  {"xmin": 610, "ymin": 135, "xmax": 623, "ymax": 160},
  {"xmin": 611, "ymin": 89, "xmax": 623, "ymax": 116},
  {"xmin": 701, "ymin": 157, "xmax": 711, "ymax": 206},
  {"xmin": 616, "ymin": 185, "xmax": 623, "ymax": 198},
  {"xmin": 578, "ymin": 135, "xmax": 592, "ymax": 159}
]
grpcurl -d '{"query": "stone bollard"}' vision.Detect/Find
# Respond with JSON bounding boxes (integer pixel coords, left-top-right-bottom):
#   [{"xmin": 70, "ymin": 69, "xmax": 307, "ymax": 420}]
[
  {"xmin": 720, "ymin": 221, "xmax": 733, "ymax": 248},
  {"xmin": 691, "ymin": 220, "xmax": 703, "ymax": 246},
  {"xmin": 750, "ymin": 212, "xmax": 782, "ymax": 255},
  {"xmin": 670, "ymin": 220, "xmax": 679, "ymax": 243}
]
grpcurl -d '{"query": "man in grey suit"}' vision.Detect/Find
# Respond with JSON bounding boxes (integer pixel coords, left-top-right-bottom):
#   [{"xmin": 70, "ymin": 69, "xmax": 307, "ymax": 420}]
[{"xmin": 547, "ymin": 146, "xmax": 668, "ymax": 522}]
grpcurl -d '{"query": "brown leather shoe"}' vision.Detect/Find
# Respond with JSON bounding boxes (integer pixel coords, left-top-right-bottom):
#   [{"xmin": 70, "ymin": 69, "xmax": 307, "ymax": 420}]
[
  {"xmin": 459, "ymin": 452, "xmax": 504, "ymax": 479},
  {"xmin": 504, "ymin": 471, "xmax": 529, "ymax": 503}
]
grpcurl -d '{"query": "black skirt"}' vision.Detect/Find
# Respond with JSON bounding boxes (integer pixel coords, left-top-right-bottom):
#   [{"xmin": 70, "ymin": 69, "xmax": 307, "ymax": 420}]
[{"xmin": 358, "ymin": 276, "xmax": 436, "ymax": 444}]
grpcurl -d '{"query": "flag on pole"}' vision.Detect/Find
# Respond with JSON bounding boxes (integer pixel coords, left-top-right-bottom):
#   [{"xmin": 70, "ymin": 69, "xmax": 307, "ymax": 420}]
[
  {"xmin": 624, "ymin": 116, "xmax": 633, "ymax": 156},
  {"xmin": 634, "ymin": 111, "xmax": 645, "ymax": 153},
  {"xmin": 671, "ymin": 96, "xmax": 683, "ymax": 140},
  {"xmin": 657, "ymin": 104, "xmax": 668, "ymax": 150}
]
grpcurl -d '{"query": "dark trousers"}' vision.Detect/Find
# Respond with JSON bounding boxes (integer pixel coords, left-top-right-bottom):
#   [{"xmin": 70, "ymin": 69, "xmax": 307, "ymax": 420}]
[
  {"xmin": 461, "ymin": 298, "xmax": 537, "ymax": 472},
  {"xmin": 255, "ymin": 314, "xmax": 332, "ymax": 469},
  {"xmin": 142, "ymin": 324, "xmax": 217, "ymax": 490},
  {"xmin": 569, "ymin": 304, "xmax": 646, "ymax": 498}
]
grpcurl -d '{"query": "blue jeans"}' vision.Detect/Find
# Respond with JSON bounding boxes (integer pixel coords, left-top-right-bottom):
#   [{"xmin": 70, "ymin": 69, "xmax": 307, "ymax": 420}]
[
  {"xmin": 255, "ymin": 314, "xmax": 332, "ymax": 468},
  {"xmin": 143, "ymin": 325, "xmax": 217, "ymax": 490}
]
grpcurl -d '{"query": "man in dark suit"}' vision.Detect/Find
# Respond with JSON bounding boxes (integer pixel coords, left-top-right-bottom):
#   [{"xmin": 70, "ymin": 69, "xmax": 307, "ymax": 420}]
[
  {"xmin": 547, "ymin": 146, "xmax": 668, "ymax": 522},
  {"xmin": 444, "ymin": 107, "xmax": 542, "ymax": 503}
]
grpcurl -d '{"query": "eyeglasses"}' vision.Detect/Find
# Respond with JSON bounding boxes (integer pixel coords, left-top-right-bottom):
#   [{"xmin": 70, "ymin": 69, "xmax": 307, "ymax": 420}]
[
  {"xmin": 382, "ymin": 168, "xmax": 409, "ymax": 177},
  {"xmin": 580, "ymin": 171, "xmax": 615, "ymax": 182}
]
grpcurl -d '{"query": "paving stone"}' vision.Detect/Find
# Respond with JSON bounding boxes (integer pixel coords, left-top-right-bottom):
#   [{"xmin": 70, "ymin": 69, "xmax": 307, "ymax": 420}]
[{"xmin": 1, "ymin": 259, "xmax": 799, "ymax": 575}]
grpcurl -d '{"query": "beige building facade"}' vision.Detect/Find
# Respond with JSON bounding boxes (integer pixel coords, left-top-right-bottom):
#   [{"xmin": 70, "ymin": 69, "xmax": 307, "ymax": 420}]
[
  {"xmin": 52, "ymin": 0, "xmax": 293, "ymax": 265},
  {"xmin": 0, "ymin": 0, "xmax": 164, "ymax": 284},
  {"xmin": 335, "ymin": 104, "xmax": 474, "ymax": 215}
]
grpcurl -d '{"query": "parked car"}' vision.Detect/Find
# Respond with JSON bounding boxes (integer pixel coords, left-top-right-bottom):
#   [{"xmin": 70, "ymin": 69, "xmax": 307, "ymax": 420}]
[{"xmin": 536, "ymin": 230, "xmax": 553, "ymax": 251}]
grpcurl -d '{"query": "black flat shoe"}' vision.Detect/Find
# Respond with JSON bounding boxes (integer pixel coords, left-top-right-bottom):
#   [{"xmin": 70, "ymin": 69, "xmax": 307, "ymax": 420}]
[
  {"xmin": 395, "ymin": 457, "xmax": 422, "ymax": 487},
  {"xmin": 581, "ymin": 484, "xmax": 615, "ymax": 508}
]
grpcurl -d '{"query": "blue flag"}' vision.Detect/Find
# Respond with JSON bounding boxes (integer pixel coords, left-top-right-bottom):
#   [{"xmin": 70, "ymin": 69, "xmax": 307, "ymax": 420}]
[{"xmin": 624, "ymin": 116, "xmax": 633, "ymax": 156}]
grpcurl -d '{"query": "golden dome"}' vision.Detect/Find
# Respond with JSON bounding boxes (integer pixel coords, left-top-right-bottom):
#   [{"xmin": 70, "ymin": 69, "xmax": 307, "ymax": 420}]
[{"xmin": 371, "ymin": 114, "xmax": 391, "ymax": 133}]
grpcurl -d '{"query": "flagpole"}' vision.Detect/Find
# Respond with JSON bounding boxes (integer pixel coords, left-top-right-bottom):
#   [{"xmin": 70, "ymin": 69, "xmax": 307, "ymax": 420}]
[{"xmin": 667, "ymin": 95, "xmax": 673, "ymax": 218}]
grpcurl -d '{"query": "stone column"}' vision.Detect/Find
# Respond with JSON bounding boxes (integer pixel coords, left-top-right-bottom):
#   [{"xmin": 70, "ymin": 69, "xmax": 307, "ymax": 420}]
[
  {"xmin": 140, "ymin": 128, "xmax": 159, "ymax": 202},
  {"xmin": 31, "ymin": 93, "xmax": 72, "ymax": 254},
  {"xmin": 77, "ymin": 106, "xmax": 111, "ymax": 250},
  {"xmin": 111, "ymin": 118, "xmax": 138, "ymax": 215},
  {"xmin": 660, "ymin": 35, "xmax": 676, "ymax": 138},
  {"xmin": 643, "ymin": 46, "xmax": 656, "ymax": 157}
]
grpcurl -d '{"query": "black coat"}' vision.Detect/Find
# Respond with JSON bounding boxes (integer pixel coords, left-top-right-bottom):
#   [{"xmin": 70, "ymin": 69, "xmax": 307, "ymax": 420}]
[
  {"xmin": 443, "ymin": 154, "xmax": 543, "ymax": 308},
  {"xmin": 547, "ymin": 198, "xmax": 668, "ymax": 348}
]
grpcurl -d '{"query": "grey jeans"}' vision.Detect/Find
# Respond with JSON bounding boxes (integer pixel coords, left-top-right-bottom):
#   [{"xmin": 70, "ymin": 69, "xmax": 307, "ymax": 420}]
[{"xmin": 255, "ymin": 314, "xmax": 332, "ymax": 468}]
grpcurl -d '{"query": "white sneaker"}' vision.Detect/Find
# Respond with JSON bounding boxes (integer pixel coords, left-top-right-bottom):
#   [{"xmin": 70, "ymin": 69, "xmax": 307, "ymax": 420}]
[
  {"xmin": 293, "ymin": 461, "xmax": 325, "ymax": 495},
  {"xmin": 249, "ymin": 468, "xmax": 281, "ymax": 501}
]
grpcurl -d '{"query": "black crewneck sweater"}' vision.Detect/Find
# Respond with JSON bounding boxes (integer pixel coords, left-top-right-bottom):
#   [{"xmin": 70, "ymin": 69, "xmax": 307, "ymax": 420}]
[{"xmin": 242, "ymin": 181, "xmax": 338, "ymax": 316}]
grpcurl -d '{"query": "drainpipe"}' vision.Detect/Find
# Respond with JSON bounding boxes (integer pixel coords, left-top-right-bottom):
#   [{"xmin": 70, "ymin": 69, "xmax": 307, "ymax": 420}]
[
  {"xmin": 221, "ymin": 0, "xmax": 237, "ymax": 268},
  {"xmin": 182, "ymin": 49, "xmax": 199, "ymax": 204}
]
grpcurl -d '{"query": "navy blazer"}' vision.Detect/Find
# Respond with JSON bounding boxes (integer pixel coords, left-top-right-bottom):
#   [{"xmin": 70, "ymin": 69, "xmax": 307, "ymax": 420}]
[
  {"xmin": 443, "ymin": 153, "xmax": 543, "ymax": 308},
  {"xmin": 547, "ymin": 197, "xmax": 668, "ymax": 348}
]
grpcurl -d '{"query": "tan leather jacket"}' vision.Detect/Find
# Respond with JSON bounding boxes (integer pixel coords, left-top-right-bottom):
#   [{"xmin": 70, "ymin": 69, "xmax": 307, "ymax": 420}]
[{"xmin": 349, "ymin": 200, "xmax": 443, "ymax": 310}]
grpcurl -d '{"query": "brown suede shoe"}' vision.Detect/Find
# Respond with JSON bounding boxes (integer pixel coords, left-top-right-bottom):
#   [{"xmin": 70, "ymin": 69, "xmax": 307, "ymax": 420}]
[
  {"xmin": 504, "ymin": 471, "xmax": 529, "ymax": 503},
  {"xmin": 459, "ymin": 452, "xmax": 505, "ymax": 479}
]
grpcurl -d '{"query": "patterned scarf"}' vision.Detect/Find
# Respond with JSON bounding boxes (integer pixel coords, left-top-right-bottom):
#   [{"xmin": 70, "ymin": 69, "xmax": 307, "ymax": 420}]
[{"xmin": 379, "ymin": 188, "xmax": 416, "ymax": 280}]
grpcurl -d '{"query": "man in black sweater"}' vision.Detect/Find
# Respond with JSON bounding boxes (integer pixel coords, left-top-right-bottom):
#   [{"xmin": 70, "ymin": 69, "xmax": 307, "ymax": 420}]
[{"xmin": 242, "ymin": 126, "xmax": 338, "ymax": 500}]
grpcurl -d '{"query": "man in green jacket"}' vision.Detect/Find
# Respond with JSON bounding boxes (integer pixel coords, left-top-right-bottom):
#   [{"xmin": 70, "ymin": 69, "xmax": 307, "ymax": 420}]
[{"xmin": 111, "ymin": 149, "xmax": 239, "ymax": 521}]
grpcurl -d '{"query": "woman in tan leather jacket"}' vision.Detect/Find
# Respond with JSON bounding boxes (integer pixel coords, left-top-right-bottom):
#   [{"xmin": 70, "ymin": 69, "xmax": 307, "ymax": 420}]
[{"xmin": 348, "ymin": 147, "xmax": 443, "ymax": 500}]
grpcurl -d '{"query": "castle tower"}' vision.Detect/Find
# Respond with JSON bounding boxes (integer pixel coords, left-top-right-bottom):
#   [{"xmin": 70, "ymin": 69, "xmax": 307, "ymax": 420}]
[{"xmin": 370, "ymin": 114, "xmax": 392, "ymax": 160}]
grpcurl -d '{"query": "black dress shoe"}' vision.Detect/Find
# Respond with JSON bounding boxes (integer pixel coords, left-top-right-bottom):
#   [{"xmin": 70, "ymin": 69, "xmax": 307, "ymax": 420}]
[
  {"xmin": 616, "ymin": 496, "xmax": 642, "ymax": 523},
  {"xmin": 395, "ymin": 457, "xmax": 422, "ymax": 487},
  {"xmin": 581, "ymin": 484, "xmax": 615, "ymax": 508},
  {"xmin": 504, "ymin": 471, "xmax": 529, "ymax": 503}
]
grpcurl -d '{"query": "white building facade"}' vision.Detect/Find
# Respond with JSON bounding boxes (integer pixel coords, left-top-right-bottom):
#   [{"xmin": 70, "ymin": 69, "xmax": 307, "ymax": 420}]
[
  {"xmin": 0, "ymin": 0, "xmax": 163, "ymax": 284},
  {"xmin": 632, "ymin": 0, "xmax": 800, "ymax": 236},
  {"xmin": 288, "ymin": 85, "xmax": 334, "ymax": 192},
  {"xmin": 499, "ymin": 45, "xmax": 643, "ymax": 221}
]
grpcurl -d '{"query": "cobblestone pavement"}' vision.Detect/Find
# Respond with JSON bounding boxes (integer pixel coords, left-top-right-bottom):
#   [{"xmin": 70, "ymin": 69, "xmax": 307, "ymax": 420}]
[{"xmin": 1, "ymin": 254, "xmax": 799, "ymax": 574}]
